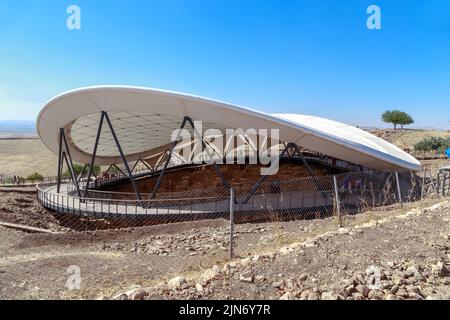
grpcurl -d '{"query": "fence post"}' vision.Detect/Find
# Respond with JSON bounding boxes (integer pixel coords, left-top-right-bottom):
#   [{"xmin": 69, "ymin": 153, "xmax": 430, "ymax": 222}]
[
  {"xmin": 420, "ymin": 167, "xmax": 426, "ymax": 200},
  {"xmin": 395, "ymin": 172, "xmax": 403, "ymax": 209},
  {"xmin": 333, "ymin": 175, "xmax": 342, "ymax": 227},
  {"xmin": 229, "ymin": 188, "xmax": 235, "ymax": 260}
]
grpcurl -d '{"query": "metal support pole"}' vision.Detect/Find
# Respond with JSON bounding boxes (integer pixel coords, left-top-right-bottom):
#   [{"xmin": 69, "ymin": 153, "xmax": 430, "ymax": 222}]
[
  {"xmin": 395, "ymin": 172, "xmax": 403, "ymax": 208},
  {"xmin": 229, "ymin": 188, "xmax": 235, "ymax": 260},
  {"xmin": 57, "ymin": 129, "xmax": 63, "ymax": 193},
  {"xmin": 333, "ymin": 175, "xmax": 342, "ymax": 227},
  {"xmin": 84, "ymin": 112, "xmax": 105, "ymax": 197},
  {"xmin": 61, "ymin": 153, "xmax": 76, "ymax": 195},
  {"xmin": 104, "ymin": 112, "xmax": 142, "ymax": 202},
  {"xmin": 60, "ymin": 128, "xmax": 82, "ymax": 198}
]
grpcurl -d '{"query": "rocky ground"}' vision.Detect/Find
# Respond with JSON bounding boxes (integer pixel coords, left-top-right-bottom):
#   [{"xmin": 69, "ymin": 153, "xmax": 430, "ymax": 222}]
[
  {"xmin": 110, "ymin": 200, "xmax": 450, "ymax": 300},
  {"xmin": 0, "ymin": 190, "xmax": 67, "ymax": 232},
  {"xmin": 0, "ymin": 189, "xmax": 449, "ymax": 300}
]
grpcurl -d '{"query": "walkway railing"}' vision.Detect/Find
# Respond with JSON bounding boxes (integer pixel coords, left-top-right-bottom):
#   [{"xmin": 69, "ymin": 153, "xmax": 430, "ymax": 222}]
[
  {"xmin": 37, "ymin": 179, "xmax": 231, "ymax": 218},
  {"xmin": 37, "ymin": 169, "xmax": 425, "ymax": 220},
  {"xmin": 34, "ymin": 150, "xmax": 435, "ymax": 222}
]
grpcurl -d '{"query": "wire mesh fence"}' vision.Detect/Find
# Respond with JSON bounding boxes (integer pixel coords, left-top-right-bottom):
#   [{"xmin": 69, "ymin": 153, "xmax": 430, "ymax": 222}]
[
  {"xmin": 227, "ymin": 170, "xmax": 424, "ymax": 258},
  {"xmin": 34, "ymin": 170, "xmax": 435, "ymax": 255}
]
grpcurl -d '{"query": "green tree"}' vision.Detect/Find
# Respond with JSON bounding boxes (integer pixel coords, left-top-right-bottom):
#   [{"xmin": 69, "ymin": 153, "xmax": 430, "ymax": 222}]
[
  {"xmin": 382, "ymin": 110, "xmax": 414, "ymax": 130},
  {"xmin": 414, "ymin": 136, "xmax": 450, "ymax": 156},
  {"xmin": 26, "ymin": 172, "xmax": 44, "ymax": 181},
  {"xmin": 63, "ymin": 164, "xmax": 100, "ymax": 178},
  {"xmin": 399, "ymin": 113, "xmax": 414, "ymax": 129}
]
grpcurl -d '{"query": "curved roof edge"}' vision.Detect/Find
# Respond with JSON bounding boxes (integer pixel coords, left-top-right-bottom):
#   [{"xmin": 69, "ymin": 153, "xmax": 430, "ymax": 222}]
[{"xmin": 37, "ymin": 85, "xmax": 422, "ymax": 172}]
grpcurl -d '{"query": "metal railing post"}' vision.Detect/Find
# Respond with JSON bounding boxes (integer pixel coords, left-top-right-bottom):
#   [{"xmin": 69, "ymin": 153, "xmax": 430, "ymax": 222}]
[
  {"xmin": 333, "ymin": 175, "xmax": 342, "ymax": 227},
  {"xmin": 229, "ymin": 188, "xmax": 235, "ymax": 260}
]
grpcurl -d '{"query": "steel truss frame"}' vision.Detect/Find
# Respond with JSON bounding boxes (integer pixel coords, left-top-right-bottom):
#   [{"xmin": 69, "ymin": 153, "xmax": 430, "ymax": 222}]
[
  {"xmin": 56, "ymin": 112, "xmax": 358, "ymax": 212},
  {"xmin": 59, "ymin": 111, "xmax": 143, "ymax": 201},
  {"xmin": 150, "ymin": 116, "xmax": 230, "ymax": 199}
]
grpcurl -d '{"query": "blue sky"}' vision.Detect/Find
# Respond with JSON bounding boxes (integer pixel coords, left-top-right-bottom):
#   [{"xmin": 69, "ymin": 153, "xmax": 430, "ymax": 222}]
[{"xmin": 0, "ymin": 0, "xmax": 449, "ymax": 128}]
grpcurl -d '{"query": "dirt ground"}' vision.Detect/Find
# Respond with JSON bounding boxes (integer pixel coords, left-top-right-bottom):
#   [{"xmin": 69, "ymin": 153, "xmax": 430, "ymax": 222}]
[
  {"xmin": 0, "ymin": 188, "xmax": 449, "ymax": 300},
  {"xmin": 369, "ymin": 129, "xmax": 450, "ymax": 159},
  {"xmin": 369, "ymin": 128, "xmax": 450, "ymax": 148}
]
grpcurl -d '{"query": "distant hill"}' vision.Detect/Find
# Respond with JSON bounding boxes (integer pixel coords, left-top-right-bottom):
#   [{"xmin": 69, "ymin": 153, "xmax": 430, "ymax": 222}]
[
  {"xmin": 0, "ymin": 120, "xmax": 36, "ymax": 133},
  {"xmin": 367, "ymin": 128, "xmax": 450, "ymax": 157}
]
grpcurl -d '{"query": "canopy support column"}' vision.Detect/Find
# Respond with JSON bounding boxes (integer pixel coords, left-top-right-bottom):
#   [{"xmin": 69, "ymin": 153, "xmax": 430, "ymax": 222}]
[
  {"xmin": 59, "ymin": 128, "xmax": 82, "ymax": 198},
  {"xmin": 84, "ymin": 112, "xmax": 105, "ymax": 198},
  {"xmin": 104, "ymin": 111, "xmax": 143, "ymax": 202},
  {"xmin": 57, "ymin": 129, "xmax": 63, "ymax": 193}
]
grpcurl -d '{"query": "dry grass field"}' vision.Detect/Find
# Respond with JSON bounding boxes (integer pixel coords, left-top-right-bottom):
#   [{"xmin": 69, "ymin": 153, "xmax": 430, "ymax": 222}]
[
  {"xmin": 370, "ymin": 129, "xmax": 450, "ymax": 150},
  {"xmin": 0, "ymin": 139, "xmax": 57, "ymax": 178},
  {"xmin": 0, "ymin": 128, "xmax": 449, "ymax": 179}
]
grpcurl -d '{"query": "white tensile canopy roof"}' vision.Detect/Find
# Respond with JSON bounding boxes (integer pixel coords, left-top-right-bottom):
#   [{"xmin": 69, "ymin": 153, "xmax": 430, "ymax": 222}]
[{"xmin": 37, "ymin": 86, "xmax": 421, "ymax": 171}]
